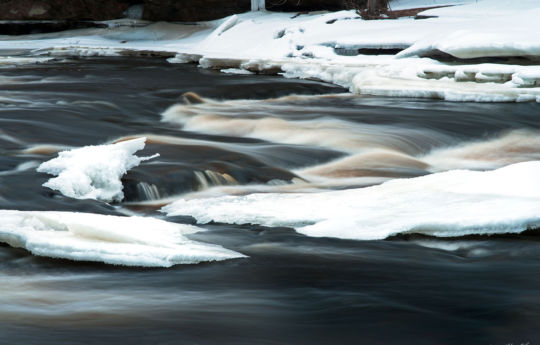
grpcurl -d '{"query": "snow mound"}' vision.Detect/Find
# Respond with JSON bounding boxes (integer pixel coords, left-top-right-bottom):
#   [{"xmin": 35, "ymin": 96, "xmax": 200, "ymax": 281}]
[
  {"xmin": 389, "ymin": 0, "xmax": 477, "ymax": 10},
  {"xmin": 0, "ymin": 211, "xmax": 245, "ymax": 267},
  {"xmin": 37, "ymin": 137, "xmax": 158, "ymax": 203},
  {"xmin": 399, "ymin": 2, "xmax": 540, "ymax": 59},
  {"xmin": 163, "ymin": 161, "xmax": 540, "ymax": 240}
]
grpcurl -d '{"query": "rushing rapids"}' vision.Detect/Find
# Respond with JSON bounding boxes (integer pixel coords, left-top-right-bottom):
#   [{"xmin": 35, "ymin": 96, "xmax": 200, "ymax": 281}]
[{"xmin": 0, "ymin": 56, "xmax": 539, "ymax": 345}]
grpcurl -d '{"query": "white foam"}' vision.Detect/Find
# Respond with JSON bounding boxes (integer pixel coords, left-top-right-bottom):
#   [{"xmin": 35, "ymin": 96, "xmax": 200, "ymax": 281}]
[
  {"xmin": 37, "ymin": 137, "xmax": 159, "ymax": 203},
  {"xmin": 0, "ymin": 210, "xmax": 245, "ymax": 267},
  {"xmin": 163, "ymin": 161, "xmax": 540, "ymax": 240}
]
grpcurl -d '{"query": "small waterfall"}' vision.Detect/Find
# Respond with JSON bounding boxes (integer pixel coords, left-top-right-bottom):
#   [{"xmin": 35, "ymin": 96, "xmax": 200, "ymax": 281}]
[
  {"xmin": 136, "ymin": 182, "xmax": 161, "ymax": 200},
  {"xmin": 194, "ymin": 170, "xmax": 237, "ymax": 190}
]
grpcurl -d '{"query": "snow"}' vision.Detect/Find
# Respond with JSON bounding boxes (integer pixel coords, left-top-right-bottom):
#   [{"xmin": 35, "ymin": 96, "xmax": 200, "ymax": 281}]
[
  {"xmin": 0, "ymin": 210, "xmax": 245, "ymax": 267},
  {"xmin": 220, "ymin": 68, "xmax": 255, "ymax": 75},
  {"xmin": 162, "ymin": 161, "xmax": 540, "ymax": 240},
  {"xmin": 389, "ymin": 0, "xmax": 477, "ymax": 10},
  {"xmin": 37, "ymin": 137, "xmax": 159, "ymax": 203},
  {"xmin": 0, "ymin": 0, "xmax": 539, "ymax": 102},
  {"xmin": 0, "ymin": 56, "xmax": 55, "ymax": 66},
  {"xmin": 398, "ymin": 10, "xmax": 540, "ymax": 59}
]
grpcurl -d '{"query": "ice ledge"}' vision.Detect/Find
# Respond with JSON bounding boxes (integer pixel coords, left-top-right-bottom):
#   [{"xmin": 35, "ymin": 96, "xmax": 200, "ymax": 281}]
[{"xmin": 0, "ymin": 210, "xmax": 246, "ymax": 267}]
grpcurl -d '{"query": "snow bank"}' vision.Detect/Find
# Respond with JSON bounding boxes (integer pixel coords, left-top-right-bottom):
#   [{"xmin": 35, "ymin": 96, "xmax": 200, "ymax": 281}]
[
  {"xmin": 1, "ymin": 0, "xmax": 539, "ymax": 102},
  {"xmin": 162, "ymin": 161, "xmax": 540, "ymax": 240},
  {"xmin": 389, "ymin": 0, "xmax": 477, "ymax": 10},
  {"xmin": 396, "ymin": 0, "xmax": 540, "ymax": 59},
  {"xmin": 282, "ymin": 60, "xmax": 540, "ymax": 102},
  {"xmin": 0, "ymin": 210, "xmax": 244, "ymax": 267},
  {"xmin": 37, "ymin": 137, "xmax": 158, "ymax": 203}
]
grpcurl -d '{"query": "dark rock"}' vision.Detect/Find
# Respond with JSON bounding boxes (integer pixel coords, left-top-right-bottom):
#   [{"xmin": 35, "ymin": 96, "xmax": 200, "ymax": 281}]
[
  {"xmin": 266, "ymin": 0, "xmax": 366, "ymax": 12},
  {"xmin": 0, "ymin": 21, "xmax": 108, "ymax": 35},
  {"xmin": 142, "ymin": 0, "xmax": 251, "ymax": 22},
  {"xmin": 0, "ymin": 0, "xmax": 363, "ymax": 22},
  {"xmin": 0, "ymin": 0, "xmax": 136, "ymax": 21}
]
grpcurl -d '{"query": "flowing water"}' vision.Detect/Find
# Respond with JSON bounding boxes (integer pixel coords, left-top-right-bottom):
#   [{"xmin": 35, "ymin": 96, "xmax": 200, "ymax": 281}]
[{"xmin": 1, "ymin": 56, "xmax": 540, "ymax": 344}]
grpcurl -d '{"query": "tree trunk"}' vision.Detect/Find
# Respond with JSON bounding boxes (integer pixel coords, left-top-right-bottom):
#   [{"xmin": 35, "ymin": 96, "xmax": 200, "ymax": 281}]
[
  {"xmin": 251, "ymin": 0, "xmax": 265, "ymax": 10},
  {"xmin": 367, "ymin": 0, "xmax": 377, "ymax": 15}
]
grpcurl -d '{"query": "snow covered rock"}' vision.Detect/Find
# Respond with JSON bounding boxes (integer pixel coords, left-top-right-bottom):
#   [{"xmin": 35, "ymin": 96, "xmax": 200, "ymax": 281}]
[{"xmin": 37, "ymin": 137, "xmax": 158, "ymax": 203}]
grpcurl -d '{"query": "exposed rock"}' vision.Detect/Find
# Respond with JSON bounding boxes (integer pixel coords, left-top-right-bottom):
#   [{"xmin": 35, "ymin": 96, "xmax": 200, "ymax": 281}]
[
  {"xmin": 0, "ymin": 0, "xmax": 133, "ymax": 21},
  {"xmin": 0, "ymin": 0, "xmax": 364, "ymax": 22},
  {"xmin": 142, "ymin": 0, "xmax": 251, "ymax": 22},
  {"xmin": 0, "ymin": 21, "xmax": 107, "ymax": 35},
  {"xmin": 266, "ymin": 0, "xmax": 366, "ymax": 12}
]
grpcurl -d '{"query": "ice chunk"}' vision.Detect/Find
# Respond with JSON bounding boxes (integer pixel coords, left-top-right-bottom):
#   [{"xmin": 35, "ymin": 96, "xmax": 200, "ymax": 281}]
[
  {"xmin": 37, "ymin": 138, "xmax": 158, "ymax": 203},
  {"xmin": 163, "ymin": 161, "xmax": 540, "ymax": 240},
  {"xmin": 0, "ymin": 211, "xmax": 245, "ymax": 267}
]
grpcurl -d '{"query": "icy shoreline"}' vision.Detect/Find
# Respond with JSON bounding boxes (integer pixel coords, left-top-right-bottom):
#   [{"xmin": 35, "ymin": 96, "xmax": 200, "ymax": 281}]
[{"xmin": 0, "ymin": 0, "xmax": 539, "ymax": 102}]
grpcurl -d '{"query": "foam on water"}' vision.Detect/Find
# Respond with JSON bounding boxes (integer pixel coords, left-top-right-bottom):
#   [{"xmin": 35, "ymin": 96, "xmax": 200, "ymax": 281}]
[
  {"xmin": 37, "ymin": 138, "xmax": 159, "ymax": 203},
  {"xmin": 163, "ymin": 161, "xmax": 540, "ymax": 240},
  {"xmin": 0, "ymin": 210, "xmax": 245, "ymax": 267}
]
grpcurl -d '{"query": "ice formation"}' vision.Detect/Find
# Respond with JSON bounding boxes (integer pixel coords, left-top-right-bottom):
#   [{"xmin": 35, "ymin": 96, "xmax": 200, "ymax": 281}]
[
  {"xmin": 37, "ymin": 137, "xmax": 158, "ymax": 203},
  {"xmin": 163, "ymin": 161, "xmax": 540, "ymax": 240},
  {"xmin": 0, "ymin": 211, "xmax": 245, "ymax": 267}
]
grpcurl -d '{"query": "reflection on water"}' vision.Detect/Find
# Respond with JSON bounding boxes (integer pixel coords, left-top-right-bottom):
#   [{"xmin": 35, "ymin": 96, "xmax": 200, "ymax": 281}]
[{"xmin": 1, "ymin": 57, "xmax": 540, "ymax": 344}]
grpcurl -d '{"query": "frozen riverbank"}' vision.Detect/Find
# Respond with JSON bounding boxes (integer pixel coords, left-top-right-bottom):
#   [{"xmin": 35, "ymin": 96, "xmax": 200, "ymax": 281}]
[{"xmin": 0, "ymin": 0, "xmax": 539, "ymax": 102}]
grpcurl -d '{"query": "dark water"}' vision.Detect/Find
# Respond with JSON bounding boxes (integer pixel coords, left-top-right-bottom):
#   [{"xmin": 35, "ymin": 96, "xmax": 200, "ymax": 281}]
[{"xmin": 1, "ymin": 57, "xmax": 540, "ymax": 345}]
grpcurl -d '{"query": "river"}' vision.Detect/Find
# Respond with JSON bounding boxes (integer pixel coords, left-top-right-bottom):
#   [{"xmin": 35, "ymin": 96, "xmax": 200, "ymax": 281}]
[{"xmin": 1, "ymin": 56, "xmax": 539, "ymax": 345}]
